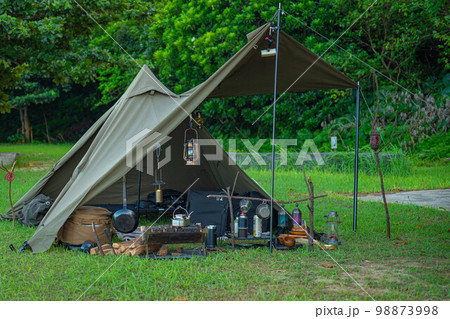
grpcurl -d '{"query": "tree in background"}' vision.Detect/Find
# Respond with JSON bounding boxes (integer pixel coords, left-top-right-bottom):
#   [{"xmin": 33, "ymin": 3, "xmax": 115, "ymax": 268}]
[
  {"xmin": 0, "ymin": 0, "xmax": 448, "ymax": 152},
  {"xmin": 145, "ymin": 0, "xmax": 448, "ymax": 151},
  {"xmin": 0, "ymin": 0, "xmax": 152, "ymax": 141}
]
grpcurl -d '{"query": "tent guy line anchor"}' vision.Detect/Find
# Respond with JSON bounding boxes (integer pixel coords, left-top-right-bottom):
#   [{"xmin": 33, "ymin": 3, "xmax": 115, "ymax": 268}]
[
  {"xmin": 251, "ymin": 0, "xmax": 379, "ymax": 126},
  {"xmin": 75, "ymin": 177, "xmax": 200, "ymax": 301},
  {"xmin": 71, "ymin": 0, "xmax": 200, "ymax": 127}
]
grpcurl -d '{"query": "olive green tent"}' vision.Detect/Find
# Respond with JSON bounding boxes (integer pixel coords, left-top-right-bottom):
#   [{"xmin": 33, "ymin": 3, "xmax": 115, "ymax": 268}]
[{"xmin": 3, "ymin": 24, "xmax": 356, "ymax": 253}]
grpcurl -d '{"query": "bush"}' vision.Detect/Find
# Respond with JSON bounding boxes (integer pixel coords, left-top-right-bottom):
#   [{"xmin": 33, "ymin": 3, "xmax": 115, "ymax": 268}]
[
  {"xmin": 411, "ymin": 131, "xmax": 450, "ymax": 164},
  {"xmin": 6, "ymin": 132, "xmax": 24, "ymax": 143}
]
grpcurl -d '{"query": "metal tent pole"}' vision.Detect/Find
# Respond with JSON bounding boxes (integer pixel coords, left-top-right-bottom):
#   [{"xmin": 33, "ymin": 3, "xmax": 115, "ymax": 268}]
[
  {"xmin": 270, "ymin": 3, "xmax": 281, "ymax": 253},
  {"xmin": 137, "ymin": 161, "xmax": 142, "ymax": 215},
  {"xmin": 352, "ymin": 82, "xmax": 360, "ymax": 231}
]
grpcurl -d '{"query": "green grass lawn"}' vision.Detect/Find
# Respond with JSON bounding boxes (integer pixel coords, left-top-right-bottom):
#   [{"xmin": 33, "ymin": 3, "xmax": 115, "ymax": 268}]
[{"xmin": 0, "ymin": 144, "xmax": 448, "ymax": 300}]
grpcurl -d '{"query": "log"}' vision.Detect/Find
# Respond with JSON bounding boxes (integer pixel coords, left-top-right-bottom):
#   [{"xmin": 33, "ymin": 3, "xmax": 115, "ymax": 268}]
[
  {"xmin": 100, "ymin": 240, "xmax": 162, "ymax": 256},
  {"xmin": 90, "ymin": 244, "xmax": 113, "ymax": 255},
  {"xmin": 294, "ymin": 237, "xmax": 320, "ymax": 245},
  {"xmin": 126, "ymin": 245, "xmax": 146, "ymax": 256},
  {"xmin": 157, "ymin": 245, "xmax": 170, "ymax": 256}
]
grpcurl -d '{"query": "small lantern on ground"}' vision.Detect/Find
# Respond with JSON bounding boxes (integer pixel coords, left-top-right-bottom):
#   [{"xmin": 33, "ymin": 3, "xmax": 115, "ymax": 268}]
[
  {"xmin": 278, "ymin": 205, "xmax": 288, "ymax": 227},
  {"xmin": 370, "ymin": 128, "xmax": 381, "ymax": 152},
  {"xmin": 292, "ymin": 203, "xmax": 302, "ymax": 225},
  {"xmin": 324, "ymin": 211, "xmax": 341, "ymax": 247}
]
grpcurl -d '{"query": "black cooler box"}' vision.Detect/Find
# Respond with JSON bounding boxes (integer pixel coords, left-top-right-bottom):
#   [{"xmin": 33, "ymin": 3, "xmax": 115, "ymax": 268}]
[{"xmin": 187, "ymin": 190, "xmax": 228, "ymax": 236}]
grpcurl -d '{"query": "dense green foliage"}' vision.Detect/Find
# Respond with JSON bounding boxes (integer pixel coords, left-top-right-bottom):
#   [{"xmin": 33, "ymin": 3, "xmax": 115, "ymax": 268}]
[{"xmin": 0, "ymin": 0, "xmax": 448, "ymax": 153}]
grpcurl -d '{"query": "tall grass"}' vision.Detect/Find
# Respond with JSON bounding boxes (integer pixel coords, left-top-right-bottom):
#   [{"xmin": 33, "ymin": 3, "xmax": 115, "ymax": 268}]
[
  {"xmin": 317, "ymin": 145, "xmax": 412, "ymax": 176},
  {"xmin": 236, "ymin": 145, "xmax": 412, "ymax": 176}
]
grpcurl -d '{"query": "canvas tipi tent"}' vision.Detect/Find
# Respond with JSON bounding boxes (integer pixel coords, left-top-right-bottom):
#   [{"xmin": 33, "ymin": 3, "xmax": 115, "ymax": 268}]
[{"xmin": 3, "ymin": 23, "xmax": 356, "ymax": 253}]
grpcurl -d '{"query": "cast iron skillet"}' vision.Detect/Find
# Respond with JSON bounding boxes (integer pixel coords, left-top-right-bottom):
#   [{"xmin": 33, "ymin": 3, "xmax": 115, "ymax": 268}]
[{"xmin": 112, "ymin": 176, "xmax": 139, "ymax": 233}]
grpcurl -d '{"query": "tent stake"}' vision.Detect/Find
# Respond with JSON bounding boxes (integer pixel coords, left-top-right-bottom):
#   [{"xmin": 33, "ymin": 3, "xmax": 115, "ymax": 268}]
[
  {"xmin": 270, "ymin": 3, "xmax": 282, "ymax": 253},
  {"xmin": 352, "ymin": 82, "xmax": 360, "ymax": 231}
]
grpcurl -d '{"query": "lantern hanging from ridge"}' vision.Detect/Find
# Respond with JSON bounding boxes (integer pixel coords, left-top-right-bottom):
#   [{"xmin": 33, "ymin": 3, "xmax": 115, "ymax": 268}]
[{"xmin": 183, "ymin": 123, "xmax": 200, "ymax": 166}]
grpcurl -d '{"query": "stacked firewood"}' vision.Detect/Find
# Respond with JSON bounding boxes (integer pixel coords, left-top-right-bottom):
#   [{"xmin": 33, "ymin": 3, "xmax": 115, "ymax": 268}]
[{"xmin": 90, "ymin": 238, "xmax": 162, "ymax": 256}]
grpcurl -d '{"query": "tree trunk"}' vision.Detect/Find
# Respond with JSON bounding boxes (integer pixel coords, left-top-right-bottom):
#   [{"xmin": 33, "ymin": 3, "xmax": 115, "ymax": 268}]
[
  {"xmin": 23, "ymin": 106, "xmax": 31, "ymax": 142},
  {"xmin": 43, "ymin": 112, "xmax": 51, "ymax": 143},
  {"xmin": 375, "ymin": 152, "xmax": 391, "ymax": 238},
  {"xmin": 19, "ymin": 108, "xmax": 25, "ymax": 143}
]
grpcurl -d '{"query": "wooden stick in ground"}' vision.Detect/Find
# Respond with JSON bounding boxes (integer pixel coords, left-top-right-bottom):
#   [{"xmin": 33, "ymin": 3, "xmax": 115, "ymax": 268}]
[
  {"xmin": 375, "ymin": 151, "xmax": 391, "ymax": 238},
  {"xmin": 11, "ymin": 161, "xmax": 16, "ymax": 227},
  {"xmin": 307, "ymin": 176, "xmax": 315, "ymax": 252},
  {"xmin": 372, "ymin": 70, "xmax": 393, "ymax": 239},
  {"xmin": 91, "ymin": 222, "xmax": 104, "ymax": 256},
  {"xmin": 301, "ymin": 164, "xmax": 311, "ymax": 195},
  {"xmin": 301, "ymin": 164, "xmax": 313, "ymax": 251},
  {"xmin": 1, "ymin": 161, "xmax": 16, "ymax": 227},
  {"xmin": 226, "ymin": 187, "xmax": 235, "ymax": 251}
]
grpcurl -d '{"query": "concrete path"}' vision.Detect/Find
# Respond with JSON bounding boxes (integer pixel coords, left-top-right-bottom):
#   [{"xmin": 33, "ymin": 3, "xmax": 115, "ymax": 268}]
[
  {"xmin": 0, "ymin": 152, "xmax": 19, "ymax": 166},
  {"xmin": 359, "ymin": 189, "xmax": 450, "ymax": 211}
]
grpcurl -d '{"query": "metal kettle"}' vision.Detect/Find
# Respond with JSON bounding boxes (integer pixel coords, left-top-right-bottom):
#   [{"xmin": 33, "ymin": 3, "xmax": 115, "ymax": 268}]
[{"xmin": 171, "ymin": 206, "xmax": 193, "ymax": 227}]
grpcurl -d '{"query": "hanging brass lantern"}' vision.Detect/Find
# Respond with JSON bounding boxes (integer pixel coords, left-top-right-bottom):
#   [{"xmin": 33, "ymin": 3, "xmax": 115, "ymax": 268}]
[
  {"xmin": 370, "ymin": 128, "xmax": 381, "ymax": 151},
  {"xmin": 183, "ymin": 126, "xmax": 200, "ymax": 165},
  {"xmin": 152, "ymin": 180, "xmax": 164, "ymax": 203}
]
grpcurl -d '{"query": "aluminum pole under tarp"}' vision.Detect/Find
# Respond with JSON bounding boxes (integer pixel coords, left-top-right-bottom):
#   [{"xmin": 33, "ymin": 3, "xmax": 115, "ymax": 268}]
[
  {"xmin": 353, "ymin": 82, "xmax": 360, "ymax": 231},
  {"xmin": 270, "ymin": 4, "xmax": 281, "ymax": 253}
]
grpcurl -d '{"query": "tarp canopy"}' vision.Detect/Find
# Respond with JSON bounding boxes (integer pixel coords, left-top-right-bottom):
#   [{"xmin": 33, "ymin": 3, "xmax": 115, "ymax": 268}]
[
  {"xmin": 3, "ymin": 23, "xmax": 356, "ymax": 253},
  {"xmin": 207, "ymin": 24, "xmax": 356, "ymax": 98}
]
